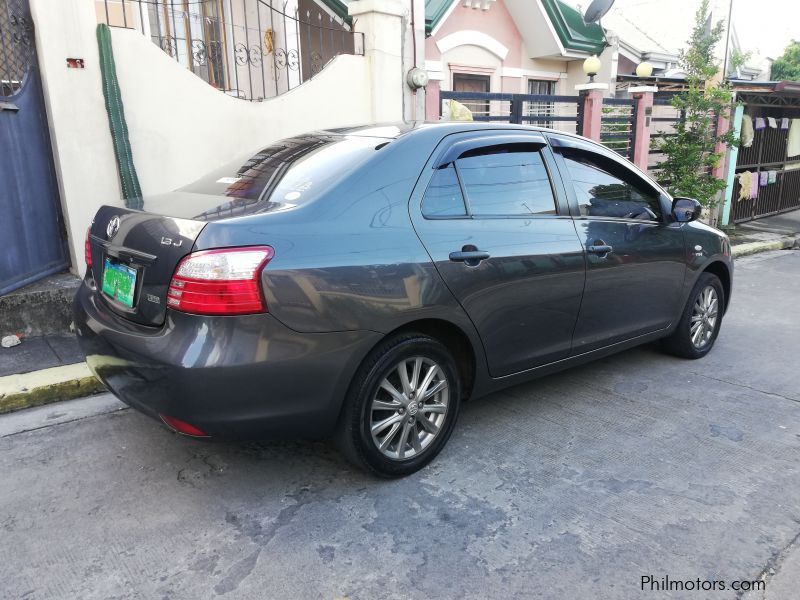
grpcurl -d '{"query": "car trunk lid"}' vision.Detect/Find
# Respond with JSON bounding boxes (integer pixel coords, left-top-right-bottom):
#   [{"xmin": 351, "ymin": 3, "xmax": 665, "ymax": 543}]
[{"xmin": 88, "ymin": 204, "xmax": 207, "ymax": 327}]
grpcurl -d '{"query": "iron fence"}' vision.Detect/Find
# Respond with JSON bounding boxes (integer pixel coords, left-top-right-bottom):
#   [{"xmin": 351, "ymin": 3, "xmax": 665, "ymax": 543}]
[
  {"xmin": 0, "ymin": 0, "xmax": 34, "ymax": 97},
  {"xmin": 98, "ymin": 0, "xmax": 364, "ymax": 101},
  {"xmin": 600, "ymin": 97, "xmax": 636, "ymax": 159},
  {"xmin": 439, "ymin": 91, "xmax": 583, "ymax": 135}
]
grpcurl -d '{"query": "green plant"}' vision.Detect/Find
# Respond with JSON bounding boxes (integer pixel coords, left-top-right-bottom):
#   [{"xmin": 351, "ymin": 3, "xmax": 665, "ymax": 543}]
[
  {"xmin": 656, "ymin": 0, "xmax": 735, "ymax": 208},
  {"xmin": 771, "ymin": 40, "xmax": 800, "ymax": 81}
]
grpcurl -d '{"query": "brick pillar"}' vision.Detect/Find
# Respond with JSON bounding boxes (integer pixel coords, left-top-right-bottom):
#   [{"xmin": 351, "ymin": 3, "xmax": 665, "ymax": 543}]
[
  {"xmin": 630, "ymin": 85, "xmax": 656, "ymax": 171},
  {"xmin": 575, "ymin": 83, "xmax": 608, "ymax": 141},
  {"xmin": 425, "ymin": 79, "xmax": 441, "ymax": 121}
]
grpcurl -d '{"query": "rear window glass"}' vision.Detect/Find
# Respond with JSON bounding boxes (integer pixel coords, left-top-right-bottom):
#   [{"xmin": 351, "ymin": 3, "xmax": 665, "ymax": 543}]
[{"xmin": 180, "ymin": 134, "xmax": 382, "ymax": 218}]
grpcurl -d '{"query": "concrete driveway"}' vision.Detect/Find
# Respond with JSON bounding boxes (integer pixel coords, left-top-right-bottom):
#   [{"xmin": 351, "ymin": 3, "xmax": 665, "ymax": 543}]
[{"xmin": 2, "ymin": 250, "xmax": 799, "ymax": 600}]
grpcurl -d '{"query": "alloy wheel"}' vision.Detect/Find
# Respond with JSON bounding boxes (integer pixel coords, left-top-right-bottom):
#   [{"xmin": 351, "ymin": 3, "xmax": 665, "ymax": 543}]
[
  {"xmin": 369, "ymin": 356, "xmax": 449, "ymax": 461},
  {"xmin": 690, "ymin": 285, "xmax": 719, "ymax": 349}
]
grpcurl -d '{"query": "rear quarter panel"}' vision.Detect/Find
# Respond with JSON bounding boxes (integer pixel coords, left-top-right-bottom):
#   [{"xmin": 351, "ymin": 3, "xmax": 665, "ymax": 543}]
[{"xmin": 193, "ymin": 132, "xmax": 480, "ymax": 339}]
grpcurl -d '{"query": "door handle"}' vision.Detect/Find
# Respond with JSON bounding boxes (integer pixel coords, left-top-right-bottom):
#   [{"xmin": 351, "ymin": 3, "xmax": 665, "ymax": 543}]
[
  {"xmin": 449, "ymin": 249, "xmax": 490, "ymax": 266},
  {"xmin": 587, "ymin": 242, "xmax": 613, "ymax": 255}
]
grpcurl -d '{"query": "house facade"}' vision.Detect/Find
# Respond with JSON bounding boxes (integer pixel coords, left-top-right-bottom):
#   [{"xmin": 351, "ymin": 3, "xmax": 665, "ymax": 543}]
[{"xmin": 423, "ymin": 0, "xmax": 613, "ymax": 119}]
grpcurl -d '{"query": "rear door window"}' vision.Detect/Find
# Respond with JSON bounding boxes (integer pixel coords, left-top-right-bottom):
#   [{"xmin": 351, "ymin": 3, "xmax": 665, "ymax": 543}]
[
  {"xmin": 456, "ymin": 145, "xmax": 556, "ymax": 216},
  {"xmin": 421, "ymin": 142, "xmax": 557, "ymax": 218},
  {"xmin": 422, "ymin": 164, "xmax": 468, "ymax": 217}
]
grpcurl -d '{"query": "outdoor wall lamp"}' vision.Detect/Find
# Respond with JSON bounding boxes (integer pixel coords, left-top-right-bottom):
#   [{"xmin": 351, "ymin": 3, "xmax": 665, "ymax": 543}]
[
  {"xmin": 636, "ymin": 61, "xmax": 654, "ymax": 77},
  {"xmin": 583, "ymin": 55, "xmax": 602, "ymax": 83}
]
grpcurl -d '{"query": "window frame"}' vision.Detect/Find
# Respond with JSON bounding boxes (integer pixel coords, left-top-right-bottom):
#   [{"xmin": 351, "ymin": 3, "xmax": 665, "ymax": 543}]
[
  {"xmin": 420, "ymin": 133, "xmax": 569, "ymax": 220},
  {"xmin": 546, "ymin": 133, "xmax": 672, "ymax": 223}
]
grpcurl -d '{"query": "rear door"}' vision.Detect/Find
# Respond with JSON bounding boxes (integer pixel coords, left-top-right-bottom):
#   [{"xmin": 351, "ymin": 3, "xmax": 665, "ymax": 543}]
[
  {"xmin": 409, "ymin": 132, "xmax": 586, "ymax": 377},
  {"xmin": 548, "ymin": 134, "xmax": 686, "ymax": 353}
]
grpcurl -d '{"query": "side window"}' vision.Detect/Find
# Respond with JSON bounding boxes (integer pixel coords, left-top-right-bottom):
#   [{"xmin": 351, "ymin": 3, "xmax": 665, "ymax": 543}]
[
  {"xmin": 456, "ymin": 145, "xmax": 556, "ymax": 216},
  {"xmin": 422, "ymin": 163, "xmax": 468, "ymax": 217},
  {"xmin": 556, "ymin": 146, "xmax": 663, "ymax": 221}
]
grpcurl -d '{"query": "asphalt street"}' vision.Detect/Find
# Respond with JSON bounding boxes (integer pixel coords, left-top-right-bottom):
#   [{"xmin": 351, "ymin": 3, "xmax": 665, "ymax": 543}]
[{"xmin": 2, "ymin": 250, "xmax": 799, "ymax": 600}]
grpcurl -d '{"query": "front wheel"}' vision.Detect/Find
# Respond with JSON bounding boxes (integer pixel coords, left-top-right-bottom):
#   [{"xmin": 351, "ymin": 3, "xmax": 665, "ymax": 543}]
[
  {"xmin": 662, "ymin": 272, "xmax": 725, "ymax": 359},
  {"xmin": 335, "ymin": 333, "xmax": 461, "ymax": 477}
]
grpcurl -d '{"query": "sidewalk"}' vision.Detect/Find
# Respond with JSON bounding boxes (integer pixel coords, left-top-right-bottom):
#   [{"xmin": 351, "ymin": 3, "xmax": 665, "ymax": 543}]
[{"xmin": 728, "ymin": 209, "xmax": 800, "ymax": 257}]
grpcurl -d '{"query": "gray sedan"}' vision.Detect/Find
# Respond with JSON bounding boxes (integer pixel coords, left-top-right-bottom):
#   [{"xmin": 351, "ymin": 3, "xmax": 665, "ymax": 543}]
[{"xmin": 74, "ymin": 122, "xmax": 732, "ymax": 477}]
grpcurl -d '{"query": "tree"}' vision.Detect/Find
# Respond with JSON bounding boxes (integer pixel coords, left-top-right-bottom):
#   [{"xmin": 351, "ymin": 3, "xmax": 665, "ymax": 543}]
[
  {"xmin": 656, "ymin": 0, "xmax": 735, "ymax": 208},
  {"xmin": 771, "ymin": 40, "xmax": 800, "ymax": 81}
]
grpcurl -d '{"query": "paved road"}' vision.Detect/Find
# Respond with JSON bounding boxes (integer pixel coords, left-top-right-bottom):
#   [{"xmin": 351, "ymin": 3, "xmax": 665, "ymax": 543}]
[{"xmin": 2, "ymin": 250, "xmax": 800, "ymax": 600}]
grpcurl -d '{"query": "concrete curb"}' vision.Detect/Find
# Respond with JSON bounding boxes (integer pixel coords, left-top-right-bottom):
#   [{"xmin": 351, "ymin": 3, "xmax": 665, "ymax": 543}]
[
  {"xmin": 731, "ymin": 236, "xmax": 797, "ymax": 258},
  {"xmin": 0, "ymin": 363, "xmax": 106, "ymax": 414}
]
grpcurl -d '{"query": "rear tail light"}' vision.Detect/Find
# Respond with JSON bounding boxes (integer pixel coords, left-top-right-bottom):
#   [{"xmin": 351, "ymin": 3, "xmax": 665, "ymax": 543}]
[
  {"xmin": 85, "ymin": 228, "xmax": 92, "ymax": 268},
  {"xmin": 160, "ymin": 414, "xmax": 208, "ymax": 437},
  {"xmin": 167, "ymin": 246, "xmax": 273, "ymax": 316}
]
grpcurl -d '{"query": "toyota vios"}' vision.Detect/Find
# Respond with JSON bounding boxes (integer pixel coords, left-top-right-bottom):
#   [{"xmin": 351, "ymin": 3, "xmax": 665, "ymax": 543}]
[{"xmin": 74, "ymin": 123, "xmax": 732, "ymax": 477}]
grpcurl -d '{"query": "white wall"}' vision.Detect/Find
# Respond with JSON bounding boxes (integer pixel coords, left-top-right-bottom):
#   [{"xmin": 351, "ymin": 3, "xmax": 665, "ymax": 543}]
[
  {"xmin": 111, "ymin": 28, "xmax": 372, "ymax": 197},
  {"xmin": 31, "ymin": 0, "xmax": 122, "ymax": 272},
  {"xmin": 30, "ymin": 0, "xmax": 393, "ymax": 273}
]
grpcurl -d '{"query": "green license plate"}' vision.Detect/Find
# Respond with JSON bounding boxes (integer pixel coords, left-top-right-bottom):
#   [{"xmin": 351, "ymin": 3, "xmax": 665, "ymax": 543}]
[{"xmin": 101, "ymin": 258, "xmax": 137, "ymax": 308}]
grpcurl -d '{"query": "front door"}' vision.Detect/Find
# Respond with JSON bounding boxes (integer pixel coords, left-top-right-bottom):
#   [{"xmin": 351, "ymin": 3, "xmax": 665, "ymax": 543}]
[
  {"xmin": 410, "ymin": 133, "xmax": 586, "ymax": 377},
  {"xmin": 549, "ymin": 136, "xmax": 686, "ymax": 354},
  {"xmin": 0, "ymin": 0, "xmax": 68, "ymax": 294}
]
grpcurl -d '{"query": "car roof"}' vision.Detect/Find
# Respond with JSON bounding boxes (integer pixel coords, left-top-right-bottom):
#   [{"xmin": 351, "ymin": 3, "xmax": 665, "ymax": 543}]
[{"xmin": 319, "ymin": 121, "xmax": 588, "ymax": 143}]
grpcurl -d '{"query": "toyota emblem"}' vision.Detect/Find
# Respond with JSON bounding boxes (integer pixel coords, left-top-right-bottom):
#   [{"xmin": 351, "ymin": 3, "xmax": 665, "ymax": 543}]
[{"xmin": 107, "ymin": 216, "xmax": 120, "ymax": 238}]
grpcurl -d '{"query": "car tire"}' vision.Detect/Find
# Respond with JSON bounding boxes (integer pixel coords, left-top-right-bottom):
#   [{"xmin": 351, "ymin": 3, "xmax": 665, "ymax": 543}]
[
  {"xmin": 661, "ymin": 272, "xmax": 725, "ymax": 359},
  {"xmin": 335, "ymin": 333, "xmax": 461, "ymax": 477}
]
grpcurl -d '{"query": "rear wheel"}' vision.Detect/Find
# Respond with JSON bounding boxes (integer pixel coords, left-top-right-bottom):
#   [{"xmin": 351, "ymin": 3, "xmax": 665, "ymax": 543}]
[
  {"xmin": 335, "ymin": 333, "xmax": 460, "ymax": 477},
  {"xmin": 662, "ymin": 272, "xmax": 724, "ymax": 359}
]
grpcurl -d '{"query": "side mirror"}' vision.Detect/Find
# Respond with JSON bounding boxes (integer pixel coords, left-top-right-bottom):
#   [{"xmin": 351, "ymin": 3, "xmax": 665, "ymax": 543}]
[{"xmin": 672, "ymin": 197, "xmax": 702, "ymax": 223}]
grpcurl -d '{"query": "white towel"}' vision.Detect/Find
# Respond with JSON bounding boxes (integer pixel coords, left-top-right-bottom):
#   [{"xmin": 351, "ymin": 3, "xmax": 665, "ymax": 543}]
[
  {"xmin": 789, "ymin": 119, "xmax": 800, "ymax": 158},
  {"xmin": 767, "ymin": 117, "xmax": 777, "ymax": 128},
  {"xmin": 741, "ymin": 114, "xmax": 754, "ymax": 148}
]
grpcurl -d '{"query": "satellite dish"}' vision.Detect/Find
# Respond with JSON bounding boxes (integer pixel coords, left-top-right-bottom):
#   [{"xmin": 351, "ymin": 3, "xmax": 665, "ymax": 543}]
[{"xmin": 583, "ymin": 0, "xmax": 615, "ymax": 24}]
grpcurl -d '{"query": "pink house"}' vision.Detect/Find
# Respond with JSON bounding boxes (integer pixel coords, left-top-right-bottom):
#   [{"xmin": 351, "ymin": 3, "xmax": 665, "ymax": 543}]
[{"xmin": 423, "ymin": 0, "xmax": 612, "ymax": 119}]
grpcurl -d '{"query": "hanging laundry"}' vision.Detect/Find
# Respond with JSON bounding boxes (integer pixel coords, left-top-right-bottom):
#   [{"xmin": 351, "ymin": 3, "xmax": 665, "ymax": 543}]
[
  {"xmin": 759, "ymin": 171, "xmax": 769, "ymax": 186},
  {"xmin": 750, "ymin": 173, "xmax": 759, "ymax": 199},
  {"xmin": 789, "ymin": 119, "xmax": 800, "ymax": 158},
  {"xmin": 738, "ymin": 171, "xmax": 754, "ymax": 200},
  {"xmin": 768, "ymin": 170, "xmax": 778, "ymax": 184},
  {"xmin": 755, "ymin": 117, "xmax": 766, "ymax": 130},
  {"xmin": 741, "ymin": 114, "xmax": 754, "ymax": 148},
  {"xmin": 767, "ymin": 117, "xmax": 777, "ymax": 128},
  {"xmin": 781, "ymin": 118, "xmax": 790, "ymax": 130}
]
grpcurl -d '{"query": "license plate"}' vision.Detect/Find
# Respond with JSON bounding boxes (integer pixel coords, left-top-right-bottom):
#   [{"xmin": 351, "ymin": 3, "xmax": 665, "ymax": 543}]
[{"xmin": 101, "ymin": 258, "xmax": 137, "ymax": 308}]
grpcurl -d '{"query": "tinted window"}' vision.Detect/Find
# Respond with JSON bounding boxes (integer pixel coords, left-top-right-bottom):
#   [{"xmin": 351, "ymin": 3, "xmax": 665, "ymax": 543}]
[
  {"xmin": 422, "ymin": 164, "xmax": 468, "ymax": 217},
  {"xmin": 456, "ymin": 145, "xmax": 556, "ymax": 216},
  {"xmin": 557, "ymin": 146, "xmax": 663, "ymax": 221}
]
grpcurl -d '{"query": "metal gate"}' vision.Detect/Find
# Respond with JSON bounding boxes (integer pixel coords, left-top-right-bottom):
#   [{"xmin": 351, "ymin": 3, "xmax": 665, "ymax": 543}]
[
  {"xmin": 0, "ymin": 0, "xmax": 68, "ymax": 295},
  {"xmin": 731, "ymin": 100, "xmax": 800, "ymax": 223}
]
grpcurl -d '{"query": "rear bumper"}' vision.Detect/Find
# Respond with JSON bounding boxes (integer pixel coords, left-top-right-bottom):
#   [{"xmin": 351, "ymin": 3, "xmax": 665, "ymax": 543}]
[{"xmin": 73, "ymin": 279, "xmax": 380, "ymax": 439}]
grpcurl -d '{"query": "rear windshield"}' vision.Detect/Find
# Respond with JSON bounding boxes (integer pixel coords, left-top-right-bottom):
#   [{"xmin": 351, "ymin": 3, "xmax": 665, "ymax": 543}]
[{"xmin": 180, "ymin": 134, "xmax": 383, "ymax": 220}]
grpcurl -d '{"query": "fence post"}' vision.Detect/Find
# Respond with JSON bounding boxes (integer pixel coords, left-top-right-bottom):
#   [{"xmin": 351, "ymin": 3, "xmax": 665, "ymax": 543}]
[
  {"xmin": 719, "ymin": 103, "xmax": 743, "ymax": 227},
  {"xmin": 510, "ymin": 94, "xmax": 523, "ymax": 124},
  {"xmin": 629, "ymin": 85, "xmax": 656, "ymax": 171},
  {"xmin": 575, "ymin": 83, "xmax": 607, "ymax": 141},
  {"xmin": 426, "ymin": 79, "xmax": 440, "ymax": 120},
  {"xmin": 348, "ymin": 0, "xmax": 404, "ymax": 122}
]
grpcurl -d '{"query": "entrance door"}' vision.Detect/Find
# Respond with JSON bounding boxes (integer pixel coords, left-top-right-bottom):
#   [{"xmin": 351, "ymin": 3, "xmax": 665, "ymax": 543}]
[
  {"xmin": 453, "ymin": 73, "xmax": 490, "ymax": 119},
  {"xmin": 410, "ymin": 132, "xmax": 586, "ymax": 377},
  {"xmin": 0, "ymin": 0, "xmax": 68, "ymax": 294}
]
